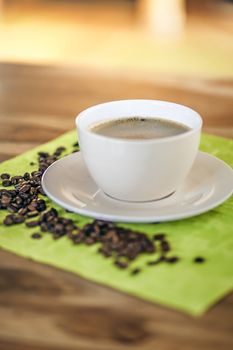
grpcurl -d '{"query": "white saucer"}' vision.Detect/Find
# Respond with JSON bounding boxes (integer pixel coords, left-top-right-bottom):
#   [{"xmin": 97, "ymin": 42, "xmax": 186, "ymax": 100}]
[{"xmin": 42, "ymin": 152, "xmax": 233, "ymax": 223}]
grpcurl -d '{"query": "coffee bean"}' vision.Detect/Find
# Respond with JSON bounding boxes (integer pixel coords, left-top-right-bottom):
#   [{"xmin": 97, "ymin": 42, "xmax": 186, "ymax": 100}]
[
  {"xmin": 194, "ymin": 257, "xmax": 205, "ymax": 263},
  {"xmin": 7, "ymin": 204, "xmax": 18, "ymax": 213},
  {"xmin": 26, "ymin": 220, "xmax": 39, "ymax": 227},
  {"xmin": 31, "ymin": 232, "xmax": 42, "ymax": 239},
  {"xmin": 1, "ymin": 195, "xmax": 11, "ymax": 205},
  {"xmin": 53, "ymin": 147, "xmax": 66, "ymax": 157},
  {"xmin": 40, "ymin": 222, "xmax": 48, "ymax": 232},
  {"xmin": 30, "ymin": 187, "xmax": 37, "ymax": 195},
  {"xmin": 160, "ymin": 240, "xmax": 170, "ymax": 253},
  {"xmin": 23, "ymin": 172, "xmax": 30, "ymax": 181},
  {"xmin": 27, "ymin": 211, "xmax": 39, "ymax": 218},
  {"xmin": 15, "ymin": 184, "xmax": 21, "ymax": 191},
  {"xmin": 3, "ymin": 215, "xmax": 14, "ymax": 226},
  {"xmin": 56, "ymin": 146, "xmax": 66, "ymax": 152},
  {"xmin": 1, "ymin": 173, "xmax": 10, "ymax": 180},
  {"xmin": 54, "ymin": 223, "xmax": 65, "ymax": 234},
  {"xmin": 15, "ymin": 197, "xmax": 23, "ymax": 205},
  {"xmin": 32, "ymin": 171, "xmax": 42, "ymax": 178},
  {"xmin": 10, "ymin": 190, "xmax": 18, "ymax": 197},
  {"xmin": 153, "ymin": 233, "xmax": 166, "ymax": 241},
  {"xmin": 27, "ymin": 201, "xmax": 38, "ymax": 211},
  {"xmin": 38, "ymin": 186, "xmax": 45, "ymax": 195},
  {"xmin": 31, "ymin": 171, "xmax": 38, "ymax": 177},
  {"xmin": 131, "ymin": 268, "xmax": 141, "ymax": 275},
  {"xmin": 18, "ymin": 207, "xmax": 28, "ymax": 216},
  {"xmin": 53, "ymin": 151, "xmax": 61, "ymax": 157},
  {"xmin": 38, "ymin": 151, "xmax": 49, "ymax": 158},
  {"xmin": 115, "ymin": 260, "xmax": 128, "ymax": 269},
  {"xmin": 36, "ymin": 199, "xmax": 46, "ymax": 212},
  {"xmin": 2, "ymin": 179, "xmax": 12, "ymax": 187},
  {"xmin": 20, "ymin": 184, "xmax": 31, "ymax": 193},
  {"xmin": 165, "ymin": 256, "xmax": 179, "ymax": 264},
  {"xmin": 12, "ymin": 215, "xmax": 25, "ymax": 224},
  {"xmin": 49, "ymin": 208, "xmax": 58, "ymax": 217},
  {"xmin": 19, "ymin": 192, "xmax": 29, "ymax": 200},
  {"xmin": 12, "ymin": 202, "xmax": 22, "ymax": 209}
]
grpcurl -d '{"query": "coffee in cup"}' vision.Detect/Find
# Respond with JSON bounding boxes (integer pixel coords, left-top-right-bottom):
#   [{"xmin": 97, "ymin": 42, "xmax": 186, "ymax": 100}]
[{"xmin": 89, "ymin": 117, "xmax": 191, "ymax": 140}]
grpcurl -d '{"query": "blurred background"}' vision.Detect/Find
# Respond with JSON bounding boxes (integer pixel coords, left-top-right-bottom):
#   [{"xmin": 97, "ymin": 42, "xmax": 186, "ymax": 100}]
[{"xmin": 0, "ymin": 0, "xmax": 233, "ymax": 79}]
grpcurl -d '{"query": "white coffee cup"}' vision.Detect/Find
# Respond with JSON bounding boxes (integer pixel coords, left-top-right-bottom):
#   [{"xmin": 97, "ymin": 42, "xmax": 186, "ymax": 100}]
[{"xmin": 76, "ymin": 100, "xmax": 202, "ymax": 202}]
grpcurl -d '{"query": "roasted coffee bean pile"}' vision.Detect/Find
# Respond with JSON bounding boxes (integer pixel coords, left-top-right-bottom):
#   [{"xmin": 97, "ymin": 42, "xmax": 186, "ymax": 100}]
[
  {"xmin": 29, "ymin": 212, "xmax": 181, "ymax": 270},
  {"xmin": 0, "ymin": 146, "xmax": 68, "ymax": 226},
  {"xmin": 0, "ymin": 142, "xmax": 205, "ymax": 273},
  {"xmin": 72, "ymin": 221, "xmax": 157, "ymax": 268}
]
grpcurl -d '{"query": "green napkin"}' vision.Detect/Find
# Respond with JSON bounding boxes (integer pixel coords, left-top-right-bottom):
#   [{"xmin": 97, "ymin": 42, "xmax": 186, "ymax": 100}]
[{"xmin": 0, "ymin": 131, "xmax": 232, "ymax": 316}]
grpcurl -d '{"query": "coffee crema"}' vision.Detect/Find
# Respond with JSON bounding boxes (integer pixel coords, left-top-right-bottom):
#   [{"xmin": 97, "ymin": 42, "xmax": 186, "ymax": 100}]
[{"xmin": 90, "ymin": 117, "xmax": 191, "ymax": 140}]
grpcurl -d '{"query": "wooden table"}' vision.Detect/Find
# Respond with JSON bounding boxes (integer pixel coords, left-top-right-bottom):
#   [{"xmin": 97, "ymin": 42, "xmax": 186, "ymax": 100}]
[{"xmin": 0, "ymin": 63, "xmax": 232, "ymax": 350}]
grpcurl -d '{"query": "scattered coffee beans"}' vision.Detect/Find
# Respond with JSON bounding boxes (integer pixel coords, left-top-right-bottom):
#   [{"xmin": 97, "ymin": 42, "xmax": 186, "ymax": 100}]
[{"xmin": 0, "ymin": 143, "xmax": 205, "ymax": 274}]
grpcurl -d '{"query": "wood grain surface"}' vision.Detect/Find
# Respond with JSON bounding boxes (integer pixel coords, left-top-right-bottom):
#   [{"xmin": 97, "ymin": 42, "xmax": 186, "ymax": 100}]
[{"xmin": 0, "ymin": 63, "xmax": 232, "ymax": 350}]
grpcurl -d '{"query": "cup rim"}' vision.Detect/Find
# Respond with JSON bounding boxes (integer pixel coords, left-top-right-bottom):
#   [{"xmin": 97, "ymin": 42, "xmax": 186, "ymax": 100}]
[{"xmin": 76, "ymin": 99, "xmax": 202, "ymax": 144}]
